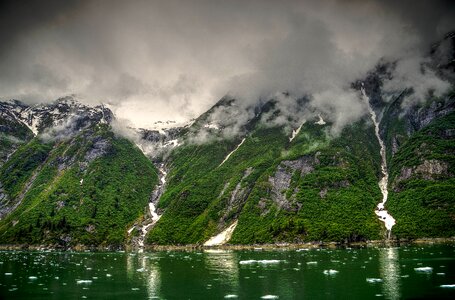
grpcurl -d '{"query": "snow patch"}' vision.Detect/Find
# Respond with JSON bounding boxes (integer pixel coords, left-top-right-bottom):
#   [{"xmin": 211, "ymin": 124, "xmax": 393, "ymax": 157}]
[
  {"xmin": 219, "ymin": 138, "xmax": 246, "ymax": 167},
  {"xmin": 289, "ymin": 122, "xmax": 305, "ymax": 142},
  {"xmin": 315, "ymin": 115, "xmax": 326, "ymax": 125},
  {"xmin": 204, "ymin": 221, "xmax": 238, "ymax": 246},
  {"xmin": 204, "ymin": 123, "xmax": 220, "ymax": 130}
]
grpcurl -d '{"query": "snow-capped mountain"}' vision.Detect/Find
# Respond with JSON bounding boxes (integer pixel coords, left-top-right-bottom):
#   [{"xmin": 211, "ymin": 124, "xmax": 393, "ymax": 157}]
[{"xmin": 0, "ymin": 96, "xmax": 113, "ymax": 135}]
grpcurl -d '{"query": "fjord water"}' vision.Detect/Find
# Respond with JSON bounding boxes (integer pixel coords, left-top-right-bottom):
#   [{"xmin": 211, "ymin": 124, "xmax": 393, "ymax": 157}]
[{"xmin": 1, "ymin": 245, "xmax": 454, "ymax": 299}]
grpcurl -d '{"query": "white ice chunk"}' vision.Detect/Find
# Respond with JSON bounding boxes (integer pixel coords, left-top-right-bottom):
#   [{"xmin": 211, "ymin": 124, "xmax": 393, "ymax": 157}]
[
  {"xmin": 323, "ymin": 269, "xmax": 339, "ymax": 275},
  {"xmin": 366, "ymin": 278, "xmax": 383, "ymax": 283},
  {"xmin": 239, "ymin": 260, "xmax": 282, "ymax": 265},
  {"xmin": 440, "ymin": 284, "xmax": 455, "ymax": 288},
  {"xmin": 261, "ymin": 295, "xmax": 279, "ymax": 299},
  {"xmin": 76, "ymin": 280, "xmax": 92, "ymax": 284},
  {"xmin": 414, "ymin": 267, "xmax": 433, "ymax": 273}
]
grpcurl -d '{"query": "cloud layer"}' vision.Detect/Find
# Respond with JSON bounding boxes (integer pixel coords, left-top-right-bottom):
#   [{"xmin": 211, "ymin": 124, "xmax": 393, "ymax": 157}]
[{"xmin": 0, "ymin": 0, "xmax": 453, "ymax": 130}]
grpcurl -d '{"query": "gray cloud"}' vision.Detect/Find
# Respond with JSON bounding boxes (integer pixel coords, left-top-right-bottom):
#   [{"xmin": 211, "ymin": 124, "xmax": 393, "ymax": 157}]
[{"xmin": 0, "ymin": 0, "xmax": 453, "ymax": 132}]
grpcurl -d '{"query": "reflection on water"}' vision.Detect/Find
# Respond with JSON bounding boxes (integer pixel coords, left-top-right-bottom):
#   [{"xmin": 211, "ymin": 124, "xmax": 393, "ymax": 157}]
[
  {"xmin": 1, "ymin": 245, "xmax": 454, "ymax": 299},
  {"xmin": 379, "ymin": 247, "xmax": 400, "ymax": 300},
  {"xmin": 126, "ymin": 253, "xmax": 161, "ymax": 298},
  {"xmin": 142, "ymin": 254, "xmax": 161, "ymax": 299},
  {"xmin": 203, "ymin": 249, "xmax": 238, "ymax": 287}
]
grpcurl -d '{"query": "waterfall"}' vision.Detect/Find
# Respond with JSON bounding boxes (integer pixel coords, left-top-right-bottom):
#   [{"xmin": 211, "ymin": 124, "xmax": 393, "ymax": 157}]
[
  {"xmin": 129, "ymin": 163, "xmax": 166, "ymax": 251},
  {"xmin": 361, "ymin": 84, "xmax": 396, "ymax": 239}
]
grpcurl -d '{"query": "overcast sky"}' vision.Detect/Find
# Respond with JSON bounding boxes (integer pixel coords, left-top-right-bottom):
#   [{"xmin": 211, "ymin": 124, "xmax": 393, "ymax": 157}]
[{"xmin": 0, "ymin": 0, "xmax": 454, "ymax": 128}]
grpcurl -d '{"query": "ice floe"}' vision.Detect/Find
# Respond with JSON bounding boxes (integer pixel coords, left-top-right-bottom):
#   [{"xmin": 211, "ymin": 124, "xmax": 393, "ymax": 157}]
[
  {"xmin": 239, "ymin": 260, "xmax": 283, "ymax": 265},
  {"xmin": 76, "ymin": 280, "xmax": 92, "ymax": 284},
  {"xmin": 323, "ymin": 269, "xmax": 339, "ymax": 275},
  {"xmin": 366, "ymin": 278, "xmax": 383, "ymax": 283},
  {"xmin": 414, "ymin": 267, "xmax": 433, "ymax": 273},
  {"xmin": 261, "ymin": 295, "xmax": 279, "ymax": 299}
]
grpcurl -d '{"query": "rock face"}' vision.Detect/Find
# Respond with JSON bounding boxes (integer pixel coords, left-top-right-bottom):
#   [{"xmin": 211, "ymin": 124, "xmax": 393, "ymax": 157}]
[
  {"xmin": 268, "ymin": 156, "xmax": 317, "ymax": 212},
  {"xmin": 394, "ymin": 159, "xmax": 450, "ymax": 189}
]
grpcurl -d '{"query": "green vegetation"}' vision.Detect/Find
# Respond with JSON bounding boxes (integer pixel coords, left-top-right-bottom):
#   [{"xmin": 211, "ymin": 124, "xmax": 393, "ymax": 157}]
[
  {"xmin": 387, "ymin": 112, "xmax": 455, "ymax": 239},
  {"xmin": 0, "ymin": 91, "xmax": 454, "ymax": 247},
  {"xmin": 148, "ymin": 118, "xmax": 384, "ymax": 245},
  {"xmin": 0, "ymin": 125, "xmax": 158, "ymax": 247}
]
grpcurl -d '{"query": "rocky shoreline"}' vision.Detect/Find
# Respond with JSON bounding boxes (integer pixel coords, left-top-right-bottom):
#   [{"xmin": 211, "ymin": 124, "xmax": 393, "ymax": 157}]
[{"xmin": 0, "ymin": 237, "xmax": 454, "ymax": 252}]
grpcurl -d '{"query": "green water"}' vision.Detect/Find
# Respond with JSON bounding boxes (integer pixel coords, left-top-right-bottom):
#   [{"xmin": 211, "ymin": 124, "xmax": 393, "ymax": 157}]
[{"xmin": 0, "ymin": 244, "xmax": 454, "ymax": 299}]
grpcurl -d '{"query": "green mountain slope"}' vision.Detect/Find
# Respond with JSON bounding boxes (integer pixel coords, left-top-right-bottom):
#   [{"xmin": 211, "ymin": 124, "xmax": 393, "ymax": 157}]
[
  {"xmin": 147, "ymin": 107, "xmax": 385, "ymax": 245},
  {"xmin": 387, "ymin": 111, "xmax": 455, "ymax": 239},
  {"xmin": 0, "ymin": 124, "xmax": 158, "ymax": 247}
]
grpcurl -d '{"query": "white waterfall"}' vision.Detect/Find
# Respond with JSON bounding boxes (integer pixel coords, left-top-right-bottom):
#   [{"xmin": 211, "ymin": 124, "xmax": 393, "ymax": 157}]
[
  {"xmin": 129, "ymin": 163, "xmax": 166, "ymax": 251},
  {"xmin": 361, "ymin": 84, "xmax": 396, "ymax": 239}
]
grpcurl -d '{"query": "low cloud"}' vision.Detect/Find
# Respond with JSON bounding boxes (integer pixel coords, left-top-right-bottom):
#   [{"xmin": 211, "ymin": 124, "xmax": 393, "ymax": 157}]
[{"xmin": 0, "ymin": 0, "xmax": 453, "ymax": 135}]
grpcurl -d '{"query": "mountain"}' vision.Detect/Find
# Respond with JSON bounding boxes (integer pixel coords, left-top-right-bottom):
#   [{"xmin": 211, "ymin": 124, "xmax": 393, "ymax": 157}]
[
  {"xmin": 0, "ymin": 98, "xmax": 157, "ymax": 249},
  {"xmin": 0, "ymin": 34, "xmax": 454, "ymax": 249}
]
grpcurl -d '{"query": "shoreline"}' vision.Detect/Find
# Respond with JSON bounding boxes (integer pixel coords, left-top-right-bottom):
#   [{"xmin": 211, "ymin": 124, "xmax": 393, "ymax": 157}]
[{"xmin": 0, "ymin": 237, "xmax": 454, "ymax": 252}]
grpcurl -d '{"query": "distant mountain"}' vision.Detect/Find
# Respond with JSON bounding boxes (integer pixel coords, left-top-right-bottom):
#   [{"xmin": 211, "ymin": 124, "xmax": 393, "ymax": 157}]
[{"xmin": 0, "ymin": 34, "xmax": 454, "ymax": 249}]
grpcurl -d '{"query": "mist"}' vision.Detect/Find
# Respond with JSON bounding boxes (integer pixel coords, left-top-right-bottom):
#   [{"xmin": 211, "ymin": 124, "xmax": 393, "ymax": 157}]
[{"xmin": 0, "ymin": 0, "xmax": 454, "ymax": 133}]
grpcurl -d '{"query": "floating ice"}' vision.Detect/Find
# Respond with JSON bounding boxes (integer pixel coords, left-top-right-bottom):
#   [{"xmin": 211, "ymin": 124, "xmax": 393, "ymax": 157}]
[
  {"xmin": 366, "ymin": 278, "xmax": 383, "ymax": 283},
  {"xmin": 239, "ymin": 260, "xmax": 282, "ymax": 265},
  {"xmin": 106, "ymin": 274, "xmax": 112, "ymax": 277},
  {"xmin": 306, "ymin": 261, "xmax": 318, "ymax": 265},
  {"xmin": 224, "ymin": 295, "xmax": 238, "ymax": 299},
  {"xmin": 131, "ymin": 287, "xmax": 140, "ymax": 291},
  {"xmin": 440, "ymin": 284, "xmax": 455, "ymax": 288},
  {"xmin": 261, "ymin": 295, "xmax": 279, "ymax": 299},
  {"xmin": 323, "ymin": 269, "xmax": 338, "ymax": 275},
  {"xmin": 28, "ymin": 276, "xmax": 38, "ymax": 280},
  {"xmin": 437, "ymin": 273, "xmax": 445, "ymax": 276},
  {"xmin": 296, "ymin": 248, "xmax": 309, "ymax": 252},
  {"xmin": 76, "ymin": 280, "xmax": 92, "ymax": 284},
  {"xmin": 414, "ymin": 267, "xmax": 433, "ymax": 273},
  {"xmin": 5, "ymin": 273, "xmax": 12, "ymax": 275}
]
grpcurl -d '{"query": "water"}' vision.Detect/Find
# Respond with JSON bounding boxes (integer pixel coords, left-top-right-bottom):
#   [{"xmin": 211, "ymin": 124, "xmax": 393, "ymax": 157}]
[{"xmin": 0, "ymin": 244, "xmax": 454, "ymax": 299}]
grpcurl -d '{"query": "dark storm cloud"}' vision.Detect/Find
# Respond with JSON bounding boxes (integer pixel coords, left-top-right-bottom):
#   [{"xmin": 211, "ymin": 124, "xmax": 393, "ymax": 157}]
[
  {"xmin": 0, "ymin": 0, "xmax": 453, "ymax": 130},
  {"xmin": 0, "ymin": 0, "xmax": 88, "ymax": 55}
]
